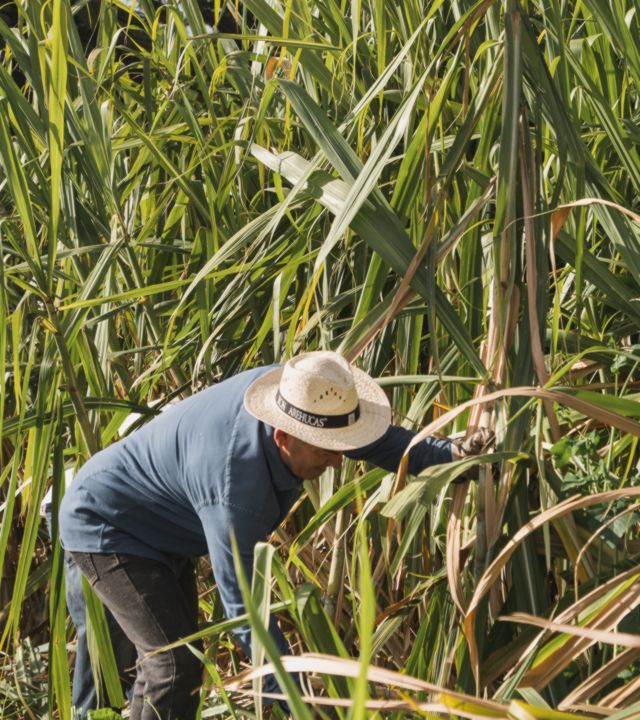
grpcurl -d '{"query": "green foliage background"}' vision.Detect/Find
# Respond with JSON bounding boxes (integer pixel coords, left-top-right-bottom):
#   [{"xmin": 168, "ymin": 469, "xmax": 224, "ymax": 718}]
[{"xmin": 1, "ymin": 0, "xmax": 640, "ymax": 717}]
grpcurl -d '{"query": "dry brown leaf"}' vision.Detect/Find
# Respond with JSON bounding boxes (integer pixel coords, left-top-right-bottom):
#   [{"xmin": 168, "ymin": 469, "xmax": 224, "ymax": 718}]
[
  {"xmin": 466, "ymin": 499, "xmax": 640, "ymax": 689},
  {"xmin": 551, "ymin": 206, "xmax": 572, "ymax": 242},
  {"xmin": 559, "ymin": 647, "xmax": 640, "ymax": 708},
  {"xmin": 599, "ymin": 671, "xmax": 640, "ymax": 708},
  {"xmin": 511, "ymin": 567, "xmax": 640, "ymax": 689},
  {"xmin": 499, "ymin": 611, "xmax": 640, "ymax": 648},
  {"xmin": 224, "ymin": 652, "xmax": 507, "ymax": 712}
]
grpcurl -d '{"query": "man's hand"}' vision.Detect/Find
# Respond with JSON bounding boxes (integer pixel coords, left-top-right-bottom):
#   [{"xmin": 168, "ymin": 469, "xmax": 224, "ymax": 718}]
[
  {"xmin": 451, "ymin": 428, "xmax": 495, "ymax": 460},
  {"xmin": 450, "ymin": 428, "xmax": 495, "ymax": 481}
]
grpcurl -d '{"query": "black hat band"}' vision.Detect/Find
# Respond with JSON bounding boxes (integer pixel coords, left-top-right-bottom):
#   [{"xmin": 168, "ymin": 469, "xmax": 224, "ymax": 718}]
[{"xmin": 276, "ymin": 390, "xmax": 360, "ymax": 429}]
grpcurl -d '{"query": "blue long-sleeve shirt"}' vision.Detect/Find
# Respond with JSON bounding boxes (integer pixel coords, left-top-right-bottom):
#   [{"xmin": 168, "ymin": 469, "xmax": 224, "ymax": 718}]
[{"xmin": 59, "ymin": 365, "xmax": 451, "ymax": 656}]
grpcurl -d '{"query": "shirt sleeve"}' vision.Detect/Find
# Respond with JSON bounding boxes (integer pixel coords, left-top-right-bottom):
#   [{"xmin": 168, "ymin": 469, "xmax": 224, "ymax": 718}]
[
  {"xmin": 345, "ymin": 425, "xmax": 453, "ymax": 474},
  {"xmin": 197, "ymin": 503, "xmax": 289, "ymax": 659}
]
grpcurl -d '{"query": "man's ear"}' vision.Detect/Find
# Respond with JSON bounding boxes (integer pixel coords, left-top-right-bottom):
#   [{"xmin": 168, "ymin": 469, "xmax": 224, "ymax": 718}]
[{"xmin": 273, "ymin": 428, "xmax": 288, "ymax": 450}]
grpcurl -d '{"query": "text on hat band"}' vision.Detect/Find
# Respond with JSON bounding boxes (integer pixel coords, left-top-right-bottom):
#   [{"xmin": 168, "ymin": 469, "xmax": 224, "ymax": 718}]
[{"xmin": 275, "ymin": 390, "xmax": 360, "ymax": 429}]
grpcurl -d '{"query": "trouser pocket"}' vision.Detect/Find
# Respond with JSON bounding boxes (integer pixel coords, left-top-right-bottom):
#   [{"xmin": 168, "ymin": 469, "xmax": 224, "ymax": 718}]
[
  {"xmin": 71, "ymin": 551, "xmax": 126, "ymax": 585},
  {"xmin": 70, "ymin": 551, "xmax": 99, "ymax": 585}
]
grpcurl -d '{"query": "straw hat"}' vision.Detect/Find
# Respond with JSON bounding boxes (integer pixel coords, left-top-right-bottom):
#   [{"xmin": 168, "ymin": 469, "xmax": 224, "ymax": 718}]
[{"xmin": 244, "ymin": 352, "xmax": 391, "ymax": 451}]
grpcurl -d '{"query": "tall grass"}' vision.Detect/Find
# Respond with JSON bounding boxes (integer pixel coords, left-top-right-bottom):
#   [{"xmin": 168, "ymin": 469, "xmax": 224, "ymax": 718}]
[{"xmin": 1, "ymin": 0, "xmax": 640, "ymax": 716}]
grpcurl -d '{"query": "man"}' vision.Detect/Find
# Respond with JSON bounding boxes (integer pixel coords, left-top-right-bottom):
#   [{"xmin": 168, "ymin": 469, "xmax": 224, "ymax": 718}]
[{"xmin": 59, "ymin": 352, "xmax": 490, "ymax": 719}]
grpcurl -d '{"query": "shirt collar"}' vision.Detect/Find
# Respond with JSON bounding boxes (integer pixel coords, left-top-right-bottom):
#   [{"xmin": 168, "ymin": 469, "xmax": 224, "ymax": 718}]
[{"xmin": 262, "ymin": 424, "xmax": 303, "ymax": 491}]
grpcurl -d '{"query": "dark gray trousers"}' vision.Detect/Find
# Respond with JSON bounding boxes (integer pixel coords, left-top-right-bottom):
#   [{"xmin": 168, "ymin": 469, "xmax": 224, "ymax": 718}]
[{"xmin": 71, "ymin": 552, "xmax": 202, "ymax": 720}]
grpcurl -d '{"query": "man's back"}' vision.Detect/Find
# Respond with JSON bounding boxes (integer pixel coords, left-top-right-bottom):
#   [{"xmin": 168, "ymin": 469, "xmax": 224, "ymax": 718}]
[{"xmin": 59, "ymin": 365, "xmax": 296, "ymax": 561}]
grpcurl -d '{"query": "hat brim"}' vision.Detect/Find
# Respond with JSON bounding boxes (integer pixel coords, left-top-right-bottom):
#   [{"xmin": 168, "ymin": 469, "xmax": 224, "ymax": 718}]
[{"xmin": 244, "ymin": 366, "xmax": 391, "ymax": 451}]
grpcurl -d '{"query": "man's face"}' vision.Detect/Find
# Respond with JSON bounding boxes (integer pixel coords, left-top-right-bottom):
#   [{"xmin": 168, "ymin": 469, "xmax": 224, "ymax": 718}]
[{"xmin": 274, "ymin": 429, "xmax": 343, "ymax": 479}]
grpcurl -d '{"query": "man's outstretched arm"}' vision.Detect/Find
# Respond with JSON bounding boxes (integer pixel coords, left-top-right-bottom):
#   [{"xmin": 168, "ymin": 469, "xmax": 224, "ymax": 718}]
[{"xmin": 346, "ymin": 424, "xmax": 453, "ymax": 474}]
